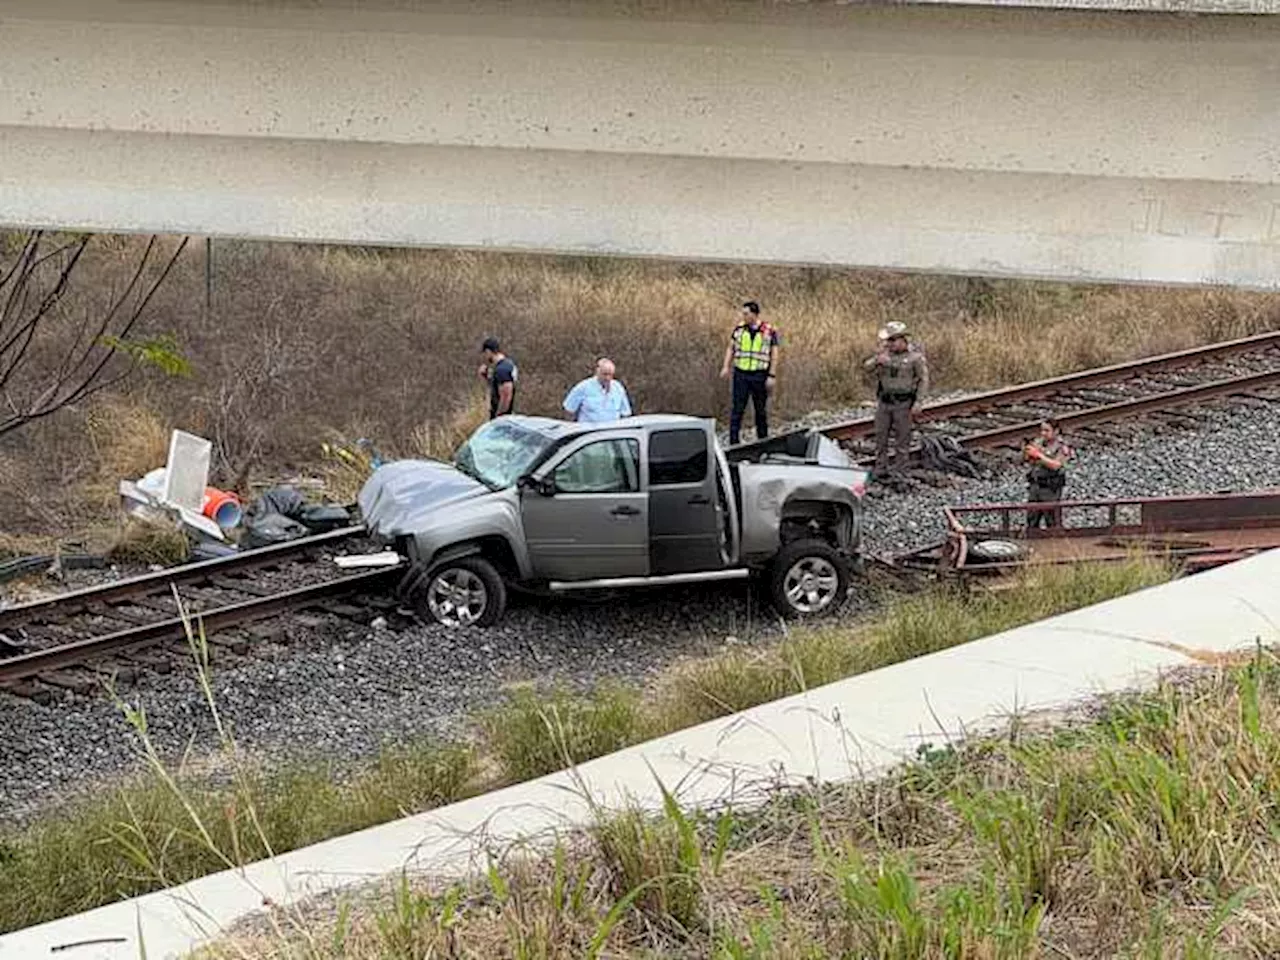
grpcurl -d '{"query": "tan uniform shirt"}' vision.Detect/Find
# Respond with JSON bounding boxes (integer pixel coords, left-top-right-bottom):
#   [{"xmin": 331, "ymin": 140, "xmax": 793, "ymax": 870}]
[
  {"xmin": 864, "ymin": 348, "xmax": 929, "ymax": 402},
  {"xmin": 1026, "ymin": 436, "xmax": 1074, "ymax": 484}
]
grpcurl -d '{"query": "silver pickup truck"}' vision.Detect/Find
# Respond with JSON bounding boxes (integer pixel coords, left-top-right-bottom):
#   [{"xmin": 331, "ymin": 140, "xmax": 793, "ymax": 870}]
[{"xmin": 358, "ymin": 414, "xmax": 868, "ymax": 627}]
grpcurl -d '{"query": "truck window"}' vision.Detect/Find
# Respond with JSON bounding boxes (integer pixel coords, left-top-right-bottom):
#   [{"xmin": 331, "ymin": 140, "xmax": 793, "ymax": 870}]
[
  {"xmin": 648, "ymin": 429, "xmax": 708, "ymax": 486},
  {"xmin": 554, "ymin": 438, "xmax": 640, "ymax": 494}
]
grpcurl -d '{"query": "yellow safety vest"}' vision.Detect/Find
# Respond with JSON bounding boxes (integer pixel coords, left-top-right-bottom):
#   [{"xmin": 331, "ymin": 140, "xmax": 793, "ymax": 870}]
[{"xmin": 732, "ymin": 325, "xmax": 772, "ymax": 372}]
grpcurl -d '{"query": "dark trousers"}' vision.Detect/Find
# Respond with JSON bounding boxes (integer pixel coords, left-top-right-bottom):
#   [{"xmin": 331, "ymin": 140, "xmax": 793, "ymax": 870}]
[
  {"xmin": 729, "ymin": 369, "xmax": 769, "ymax": 445},
  {"xmin": 1027, "ymin": 482, "xmax": 1065, "ymax": 529},
  {"xmin": 873, "ymin": 399, "xmax": 914, "ymax": 474}
]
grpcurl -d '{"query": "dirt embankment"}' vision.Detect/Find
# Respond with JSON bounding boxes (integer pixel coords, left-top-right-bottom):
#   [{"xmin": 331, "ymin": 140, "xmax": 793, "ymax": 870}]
[{"xmin": 1, "ymin": 234, "xmax": 1277, "ymax": 538}]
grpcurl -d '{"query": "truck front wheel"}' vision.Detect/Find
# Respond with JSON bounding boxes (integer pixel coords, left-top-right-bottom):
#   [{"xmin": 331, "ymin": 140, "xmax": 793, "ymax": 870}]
[
  {"xmin": 769, "ymin": 539, "xmax": 849, "ymax": 619},
  {"xmin": 418, "ymin": 556, "xmax": 507, "ymax": 627}
]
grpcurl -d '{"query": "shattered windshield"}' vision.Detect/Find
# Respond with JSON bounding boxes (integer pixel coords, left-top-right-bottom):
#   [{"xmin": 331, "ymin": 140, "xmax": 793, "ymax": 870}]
[{"xmin": 454, "ymin": 419, "xmax": 553, "ymax": 489}]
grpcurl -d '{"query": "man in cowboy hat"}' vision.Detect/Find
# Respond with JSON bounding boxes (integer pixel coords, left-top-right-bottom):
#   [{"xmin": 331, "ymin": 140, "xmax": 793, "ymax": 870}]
[{"xmin": 864, "ymin": 321, "xmax": 929, "ymax": 477}]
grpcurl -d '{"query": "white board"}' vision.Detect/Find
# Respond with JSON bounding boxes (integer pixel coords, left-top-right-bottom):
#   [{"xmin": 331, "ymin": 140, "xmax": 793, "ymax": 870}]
[{"xmin": 161, "ymin": 430, "xmax": 211, "ymax": 514}]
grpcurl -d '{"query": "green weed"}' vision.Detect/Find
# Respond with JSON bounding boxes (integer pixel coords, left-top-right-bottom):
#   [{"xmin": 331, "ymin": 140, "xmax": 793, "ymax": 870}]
[{"xmin": 483, "ymin": 683, "xmax": 647, "ymax": 783}]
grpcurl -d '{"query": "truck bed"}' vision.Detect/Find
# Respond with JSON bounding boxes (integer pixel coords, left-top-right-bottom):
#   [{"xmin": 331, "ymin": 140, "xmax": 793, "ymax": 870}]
[{"xmin": 723, "ymin": 428, "xmax": 851, "ymax": 467}]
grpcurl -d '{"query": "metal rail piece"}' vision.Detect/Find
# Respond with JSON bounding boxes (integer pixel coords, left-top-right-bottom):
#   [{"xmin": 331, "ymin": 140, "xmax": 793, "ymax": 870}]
[{"xmin": 901, "ymin": 490, "xmax": 1280, "ymax": 575}]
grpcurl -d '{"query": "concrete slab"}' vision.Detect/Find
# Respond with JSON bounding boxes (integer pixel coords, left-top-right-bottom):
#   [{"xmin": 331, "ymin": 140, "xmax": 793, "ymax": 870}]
[
  {"xmin": 901, "ymin": 0, "xmax": 1280, "ymax": 10},
  {"xmin": 1, "ymin": 0, "xmax": 1278, "ymax": 286},
  {"xmin": 2, "ymin": 548, "xmax": 1277, "ymax": 959}
]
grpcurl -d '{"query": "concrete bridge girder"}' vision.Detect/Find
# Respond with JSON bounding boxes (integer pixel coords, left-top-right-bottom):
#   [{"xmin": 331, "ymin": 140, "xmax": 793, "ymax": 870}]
[{"xmin": 1, "ymin": 0, "xmax": 1278, "ymax": 287}]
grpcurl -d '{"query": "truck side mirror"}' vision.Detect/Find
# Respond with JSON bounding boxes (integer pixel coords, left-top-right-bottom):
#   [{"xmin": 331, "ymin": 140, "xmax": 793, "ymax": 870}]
[{"xmin": 518, "ymin": 474, "xmax": 555, "ymax": 496}]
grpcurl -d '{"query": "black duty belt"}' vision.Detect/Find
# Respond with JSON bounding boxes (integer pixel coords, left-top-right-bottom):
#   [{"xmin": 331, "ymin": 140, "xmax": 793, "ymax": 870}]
[{"xmin": 880, "ymin": 391, "xmax": 917, "ymax": 403}]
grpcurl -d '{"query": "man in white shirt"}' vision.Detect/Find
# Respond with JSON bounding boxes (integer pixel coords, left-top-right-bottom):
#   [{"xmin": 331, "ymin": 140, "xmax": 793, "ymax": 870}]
[{"xmin": 563, "ymin": 358, "xmax": 632, "ymax": 423}]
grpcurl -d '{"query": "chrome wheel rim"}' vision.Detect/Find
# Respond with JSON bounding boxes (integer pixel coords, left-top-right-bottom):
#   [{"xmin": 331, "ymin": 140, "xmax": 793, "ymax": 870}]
[
  {"xmin": 426, "ymin": 568, "xmax": 487, "ymax": 626},
  {"xmin": 783, "ymin": 556, "xmax": 840, "ymax": 614}
]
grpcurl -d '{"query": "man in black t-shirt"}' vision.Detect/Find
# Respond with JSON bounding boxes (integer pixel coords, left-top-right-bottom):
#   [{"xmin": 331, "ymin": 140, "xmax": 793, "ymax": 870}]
[{"xmin": 478, "ymin": 337, "xmax": 518, "ymax": 419}]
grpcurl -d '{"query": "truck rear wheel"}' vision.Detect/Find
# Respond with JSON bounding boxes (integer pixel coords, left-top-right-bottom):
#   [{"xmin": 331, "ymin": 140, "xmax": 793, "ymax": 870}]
[
  {"xmin": 418, "ymin": 556, "xmax": 507, "ymax": 627},
  {"xmin": 769, "ymin": 539, "xmax": 849, "ymax": 619}
]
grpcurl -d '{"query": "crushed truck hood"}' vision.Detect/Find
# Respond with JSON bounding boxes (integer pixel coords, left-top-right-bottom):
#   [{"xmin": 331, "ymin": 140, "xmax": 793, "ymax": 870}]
[{"xmin": 357, "ymin": 459, "xmax": 492, "ymax": 538}]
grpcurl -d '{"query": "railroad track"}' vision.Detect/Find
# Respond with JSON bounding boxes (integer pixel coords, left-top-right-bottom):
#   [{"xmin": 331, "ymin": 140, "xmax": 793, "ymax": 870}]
[
  {"xmin": 0, "ymin": 526, "xmax": 400, "ymax": 699},
  {"xmin": 823, "ymin": 330, "xmax": 1280, "ymax": 463},
  {"xmin": 5, "ymin": 331, "xmax": 1278, "ymax": 700}
]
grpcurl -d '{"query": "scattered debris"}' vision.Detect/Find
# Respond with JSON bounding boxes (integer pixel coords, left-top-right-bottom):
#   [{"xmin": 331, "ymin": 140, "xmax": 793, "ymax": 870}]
[
  {"xmin": 0, "ymin": 553, "xmax": 105, "ymax": 587},
  {"xmin": 916, "ymin": 435, "xmax": 988, "ymax": 479},
  {"xmin": 254, "ymin": 485, "xmax": 306, "ymax": 519},
  {"xmin": 191, "ymin": 541, "xmax": 240, "ymax": 561},
  {"xmin": 115, "ymin": 433, "xmax": 353, "ymax": 562},
  {"xmin": 120, "ymin": 430, "xmax": 229, "ymax": 545},
  {"xmin": 242, "ymin": 513, "xmax": 311, "ymax": 549},
  {"xmin": 243, "ymin": 484, "xmax": 352, "ymax": 547},
  {"xmin": 334, "ymin": 552, "xmax": 402, "ymax": 569},
  {"xmin": 202, "ymin": 486, "xmax": 242, "ymax": 530},
  {"xmin": 888, "ymin": 490, "xmax": 1280, "ymax": 577}
]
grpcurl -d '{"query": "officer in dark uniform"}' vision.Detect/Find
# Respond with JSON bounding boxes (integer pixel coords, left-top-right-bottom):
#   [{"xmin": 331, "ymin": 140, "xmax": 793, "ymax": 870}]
[
  {"xmin": 863, "ymin": 321, "xmax": 928, "ymax": 477},
  {"xmin": 1024, "ymin": 418, "xmax": 1074, "ymax": 529}
]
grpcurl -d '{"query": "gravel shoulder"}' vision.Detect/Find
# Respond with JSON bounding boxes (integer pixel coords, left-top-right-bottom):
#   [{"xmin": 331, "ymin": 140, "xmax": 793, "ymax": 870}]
[{"xmin": 2, "ymin": 400, "xmax": 1278, "ymax": 827}]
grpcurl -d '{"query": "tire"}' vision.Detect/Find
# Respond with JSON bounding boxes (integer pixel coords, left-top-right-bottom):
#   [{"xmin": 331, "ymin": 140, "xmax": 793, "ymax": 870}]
[
  {"xmin": 966, "ymin": 539, "xmax": 1027, "ymax": 563},
  {"xmin": 769, "ymin": 538, "xmax": 850, "ymax": 620},
  {"xmin": 416, "ymin": 556, "xmax": 507, "ymax": 627}
]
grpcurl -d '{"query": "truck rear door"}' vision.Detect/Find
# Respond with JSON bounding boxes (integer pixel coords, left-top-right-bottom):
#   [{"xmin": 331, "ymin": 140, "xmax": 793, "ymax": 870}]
[{"xmin": 646, "ymin": 425, "xmax": 725, "ymax": 574}]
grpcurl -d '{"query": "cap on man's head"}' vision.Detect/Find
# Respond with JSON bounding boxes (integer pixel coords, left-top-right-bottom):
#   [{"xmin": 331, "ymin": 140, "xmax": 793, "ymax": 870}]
[
  {"xmin": 742, "ymin": 301, "xmax": 760, "ymax": 315},
  {"xmin": 481, "ymin": 337, "xmax": 501, "ymax": 353},
  {"xmin": 885, "ymin": 321, "xmax": 909, "ymax": 339}
]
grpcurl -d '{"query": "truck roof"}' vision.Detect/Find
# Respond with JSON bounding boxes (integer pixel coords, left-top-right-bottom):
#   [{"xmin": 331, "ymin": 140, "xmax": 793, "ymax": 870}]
[{"xmin": 499, "ymin": 413, "xmax": 713, "ymax": 440}]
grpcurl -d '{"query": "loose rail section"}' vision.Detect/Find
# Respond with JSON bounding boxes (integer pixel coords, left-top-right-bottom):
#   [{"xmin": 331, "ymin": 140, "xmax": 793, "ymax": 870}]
[{"xmin": 891, "ymin": 490, "xmax": 1280, "ymax": 576}]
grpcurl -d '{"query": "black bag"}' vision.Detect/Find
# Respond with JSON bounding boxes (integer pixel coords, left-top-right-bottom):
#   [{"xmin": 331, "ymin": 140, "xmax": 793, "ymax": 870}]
[
  {"xmin": 242, "ymin": 513, "xmax": 311, "ymax": 549},
  {"xmin": 299, "ymin": 503, "xmax": 351, "ymax": 533}
]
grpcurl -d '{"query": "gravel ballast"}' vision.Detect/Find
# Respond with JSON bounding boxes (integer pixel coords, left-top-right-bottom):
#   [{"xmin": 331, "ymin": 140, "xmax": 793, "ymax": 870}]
[{"xmin": 2, "ymin": 400, "xmax": 1278, "ymax": 826}]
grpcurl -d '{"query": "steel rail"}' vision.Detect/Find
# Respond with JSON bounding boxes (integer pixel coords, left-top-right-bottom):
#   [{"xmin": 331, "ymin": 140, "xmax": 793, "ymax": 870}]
[
  {"xmin": 822, "ymin": 329, "xmax": 1280, "ymax": 442},
  {"xmin": 924, "ymin": 367, "xmax": 1280, "ymax": 452},
  {"xmin": 0, "ymin": 567, "xmax": 398, "ymax": 684},
  {"xmin": 0, "ymin": 525, "xmax": 366, "ymax": 627}
]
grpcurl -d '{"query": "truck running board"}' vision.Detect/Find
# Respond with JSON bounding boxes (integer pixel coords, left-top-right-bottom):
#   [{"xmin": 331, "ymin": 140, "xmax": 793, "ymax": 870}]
[{"xmin": 548, "ymin": 568, "xmax": 751, "ymax": 592}]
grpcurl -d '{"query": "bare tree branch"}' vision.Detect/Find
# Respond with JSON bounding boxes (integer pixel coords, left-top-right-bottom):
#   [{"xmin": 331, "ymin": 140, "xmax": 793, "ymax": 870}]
[{"xmin": 0, "ymin": 231, "xmax": 191, "ymax": 440}]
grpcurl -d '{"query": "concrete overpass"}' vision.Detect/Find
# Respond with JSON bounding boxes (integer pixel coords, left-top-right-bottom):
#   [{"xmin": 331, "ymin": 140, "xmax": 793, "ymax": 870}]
[{"xmin": 1, "ymin": 0, "xmax": 1278, "ymax": 288}]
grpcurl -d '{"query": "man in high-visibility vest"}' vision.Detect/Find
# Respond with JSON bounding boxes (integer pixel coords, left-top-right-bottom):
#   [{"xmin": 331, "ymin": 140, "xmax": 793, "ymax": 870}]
[{"xmin": 719, "ymin": 300, "xmax": 780, "ymax": 445}]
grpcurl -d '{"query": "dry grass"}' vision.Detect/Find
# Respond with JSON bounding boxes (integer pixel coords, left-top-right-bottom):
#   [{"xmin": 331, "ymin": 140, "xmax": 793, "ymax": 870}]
[
  {"xmin": 314, "ymin": 435, "xmax": 380, "ymax": 505},
  {"xmin": 404, "ymin": 394, "xmax": 491, "ymax": 463},
  {"xmin": 105, "ymin": 517, "xmax": 191, "ymax": 567},
  {"xmin": 0, "ymin": 531, "xmax": 60, "ymax": 560},
  {"xmin": 0, "ymin": 234, "xmax": 1277, "ymax": 534},
  {"xmin": 206, "ymin": 649, "xmax": 1280, "ymax": 959},
  {"xmin": 82, "ymin": 396, "xmax": 172, "ymax": 505}
]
